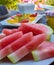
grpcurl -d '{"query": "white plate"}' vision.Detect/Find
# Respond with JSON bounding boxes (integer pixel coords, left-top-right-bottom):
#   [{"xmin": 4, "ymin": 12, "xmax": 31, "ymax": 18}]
[
  {"xmin": 0, "ymin": 13, "xmax": 54, "ymax": 65},
  {"xmin": 0, "ymin": 58, "xmax": 54, "ymax": 65},
  {"xmin": 39, "ymin": 4, "xmax": 54, "ymax": 10},
  {"xmin": 0, "ymin": 14, "xmax": 44, "ymax": 27}
]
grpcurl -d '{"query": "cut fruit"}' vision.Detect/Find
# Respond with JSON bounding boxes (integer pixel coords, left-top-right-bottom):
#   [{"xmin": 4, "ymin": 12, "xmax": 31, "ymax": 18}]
[
  {"xmin": 3, "ymin": 23, "xmax": 53, "ymax": 40},
  {"xmin": 16, "ymin": 14, "xmax": 22, "ymax": 17},
  {"xmin": 20, "ymin": 19, "xmax": 29, "ymax": 23},
  {"xmin": 8, "ymin": 34, "xmax": 46, "ymax": 63},
  {"xmin": 0, "ymin": 31, "xmax": 23, "ymax": 50},
  {"xmin": 2, "ymin": 29, "xmax": 14, "ymax": 35},
  {"xmin": 0, "ymin": 33, "xmax": 6, "ymax": 39},
  {"xmin": 18, "ymin": 23, "xmax": 43, "ymax": 35},
  {"xmin": 7, "ymin": 19, "xmax": 18, "ymax": 24},
  {"xmin": 36, "ymin": 41, "xmax": 53, "ymax": 50},
  {"xmin": 32, "ymin": 41, "xmax": 54, "ymax": 61},
  {"xmin": 0, "ymin": 32, "xmax": 33, "ymax": 60},
  {"xmin": 30, "ymin": 13, "xmax": 37, "ymax": 17},
  {"xmin": 2, "ymin": 29, "xmax": 19, "ymax": 35},
  {"xmin": 18, "ymin": 23, "xmax": 53, "ymax": 40},
  {"xmin": 32, "ymin": 23, "xmax": 53, "ymax": 40},
  {"xmin": 29, "ymin": 17, "xmax": 36, "ymax": 21}
]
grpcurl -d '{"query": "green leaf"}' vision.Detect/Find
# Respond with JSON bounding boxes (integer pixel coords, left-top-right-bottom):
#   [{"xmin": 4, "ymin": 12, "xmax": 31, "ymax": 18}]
[{"xmin": 0, "ymin": 0, "xmax": 18, "ymax": 10}]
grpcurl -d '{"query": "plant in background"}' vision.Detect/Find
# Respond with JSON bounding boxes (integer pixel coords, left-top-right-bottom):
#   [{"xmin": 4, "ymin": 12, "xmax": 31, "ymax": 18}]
[
  {"xmin": 46, "ymin": 0, "xmax": 54, "ymax": 6},
  {"xmin": 34, "ymin": 0, "xmax": 54, "ymax": 5},
  {"xmin": 0, "ymin": 0, "xmax": 18, "ymax": 10}
]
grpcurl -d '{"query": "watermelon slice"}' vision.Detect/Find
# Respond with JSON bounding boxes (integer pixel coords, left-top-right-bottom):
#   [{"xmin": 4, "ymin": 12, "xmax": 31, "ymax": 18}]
[
  {"xmin": 0, "ymin": 31, "xmax": 23, "ymax": 50},
  {"xmin": 2, "ymin": 29, "xmax": 18, "ymax": 35},
  {"xmin": 32, "ymin": 41, "xmax": 54, "ymax": 61},
  {"xmin": 12, "ymin": 29, "xmax": 19, "ymax": 33},
  {"xmin": 18, "ymin": 23, "xmax": 43, "ymax": 35},
  {"xmin": 0, "ymin": 32, "xmax": 33, "ymax": 60},
  {"xmin": 36, "ymin": 41, "xmax": 53, "ymax": 50},
  {"xmin": 2, "ymin": 24, "xmax": 46, "ymax": 35},
  {"xmin": 8, "ymin": 34, "xmax": 46, "ymax": 63},
  {"xmin": 18, "ymin": 23, "xmax": 53, "ymax": 40},
  {"xmin": 2, "ymin": 29, "xmax": 13, "ymax": 35},
  {"xmin": 0, "ymin": 33, "xmax": 6, "ymax": 39},
  {"xmin": 2, "ymin": 23, "xmax": 53, "ymax": 40},
  {"xmin": 32, "ymin": 23, "xmax": 53, "ymax": 40}
]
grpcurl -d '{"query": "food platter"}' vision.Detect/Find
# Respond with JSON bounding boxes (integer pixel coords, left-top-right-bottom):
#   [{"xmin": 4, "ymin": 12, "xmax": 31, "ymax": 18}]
[
  {"xmin": 0, "ymin": 29, "xmax": 54, "ymax": 65},
  {"xmin": 0, "ymin": 14, "xmax": 44, "ymax": 27},
  {"xmin": 0, "ymin": 10, "xmax": 54, "ymax": 65}
]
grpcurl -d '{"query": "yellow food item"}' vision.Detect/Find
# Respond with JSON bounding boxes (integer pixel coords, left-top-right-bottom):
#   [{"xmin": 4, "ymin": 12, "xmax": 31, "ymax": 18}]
[
  {"xmin": 7, "ymin": 19, "xmax": 18, "ymax": 24},
  {"xmin": 29, "ymin": 17, "xmax": 36, "ymax": 22},
  {"xmin": 23, "ymin": 14, "xmax": 30, "ymax": 19},
  {"xmin": 47, "ymin": 16, "xmax": 54, "ymax": 30}
]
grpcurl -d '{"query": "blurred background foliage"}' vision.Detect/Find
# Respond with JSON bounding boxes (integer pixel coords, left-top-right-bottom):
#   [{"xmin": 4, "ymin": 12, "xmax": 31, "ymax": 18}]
[
  {"xmin": 38, "ymin": 0, "xmax": 54, "ymax": 6},
  {"xmin": 0, "ymin": 0, "xmax": 54, "ymax": 10},
  {"xmin": 0, "ymin": 0, "xmax": 19, "ymax": 10},
  {"xmin": 46, "ymin": 0, "xmax": 54, "ymax": 6}
]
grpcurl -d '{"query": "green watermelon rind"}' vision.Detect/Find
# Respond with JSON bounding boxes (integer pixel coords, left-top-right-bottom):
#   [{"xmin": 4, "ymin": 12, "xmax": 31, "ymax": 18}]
[
  {"xmin": 32, "ymin": 50, "xmax": 40, "ymax": 61},
  {"xmin": 37, "ymin": 24, "xmax": 53, "ymax": 40},
  {"xmin": 44, "ymin": 24, "xmax": 53, "ymax": 40},
  {"xmin": 31, "ymin": 24, "xmax": 53, "ymax": 61},
  {"xmin": 8, "ymin": 54, "xmax": 18, "ymax": 64}
]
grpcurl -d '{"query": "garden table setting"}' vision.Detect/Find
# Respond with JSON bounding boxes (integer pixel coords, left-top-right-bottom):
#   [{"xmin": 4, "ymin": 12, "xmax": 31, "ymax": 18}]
[{"xmin": 0, "ymin": 0, "xmax": 54, "ymax": 65}]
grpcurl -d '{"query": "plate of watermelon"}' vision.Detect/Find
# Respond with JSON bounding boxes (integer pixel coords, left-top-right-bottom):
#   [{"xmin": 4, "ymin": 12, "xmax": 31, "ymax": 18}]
[{"xmin": 0, "ymin": 23, "xmax": 54, "ymax": 65}]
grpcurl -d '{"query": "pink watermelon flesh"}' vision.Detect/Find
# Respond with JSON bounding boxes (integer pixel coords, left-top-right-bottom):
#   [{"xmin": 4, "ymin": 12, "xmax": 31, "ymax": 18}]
[
  {"xmin": 32, "ymin": 24, "xmax": 49, "ymax": 33},
  {"xmin": 18, "ymin": 23, "xmax": 43, "ymax": 35},
  {"xmin": 0, "ymin": 31, "xmax": 23, "ymax": 50},
  {"xmin": 2, "ymin": 29, "xmax": 19, "ymax": 35},
  {"xmin": 18, "ymin": 23, "xmax": 53, "ymax": 40},
  {"xmin": 32, "ymin": 41, "xmax": 54, "ymax": 61},
  {"xmin": 37, "ymin": 41, "xmax": 54, "ymax": 50},
  {"xmin": 2, "ymin": 23, "xmax": 53, "ymax": 38},
  {"xmin": 8, "ymin": 34, "xmax": 46, "ymax": 63},
  {"xmin": 0, "ymin": 32, "xmax": 33, "ymax": 60},
  {"xmin": 3, "ymin": 24, "xmax": 42, "ymax": 35},
  {"xmin": 0, "ymin": 33, "xmax": 6, "ymax": 39},
  {"xmin": 2, "ymin": 29, "xmax": 14, "ymax": 35}
]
